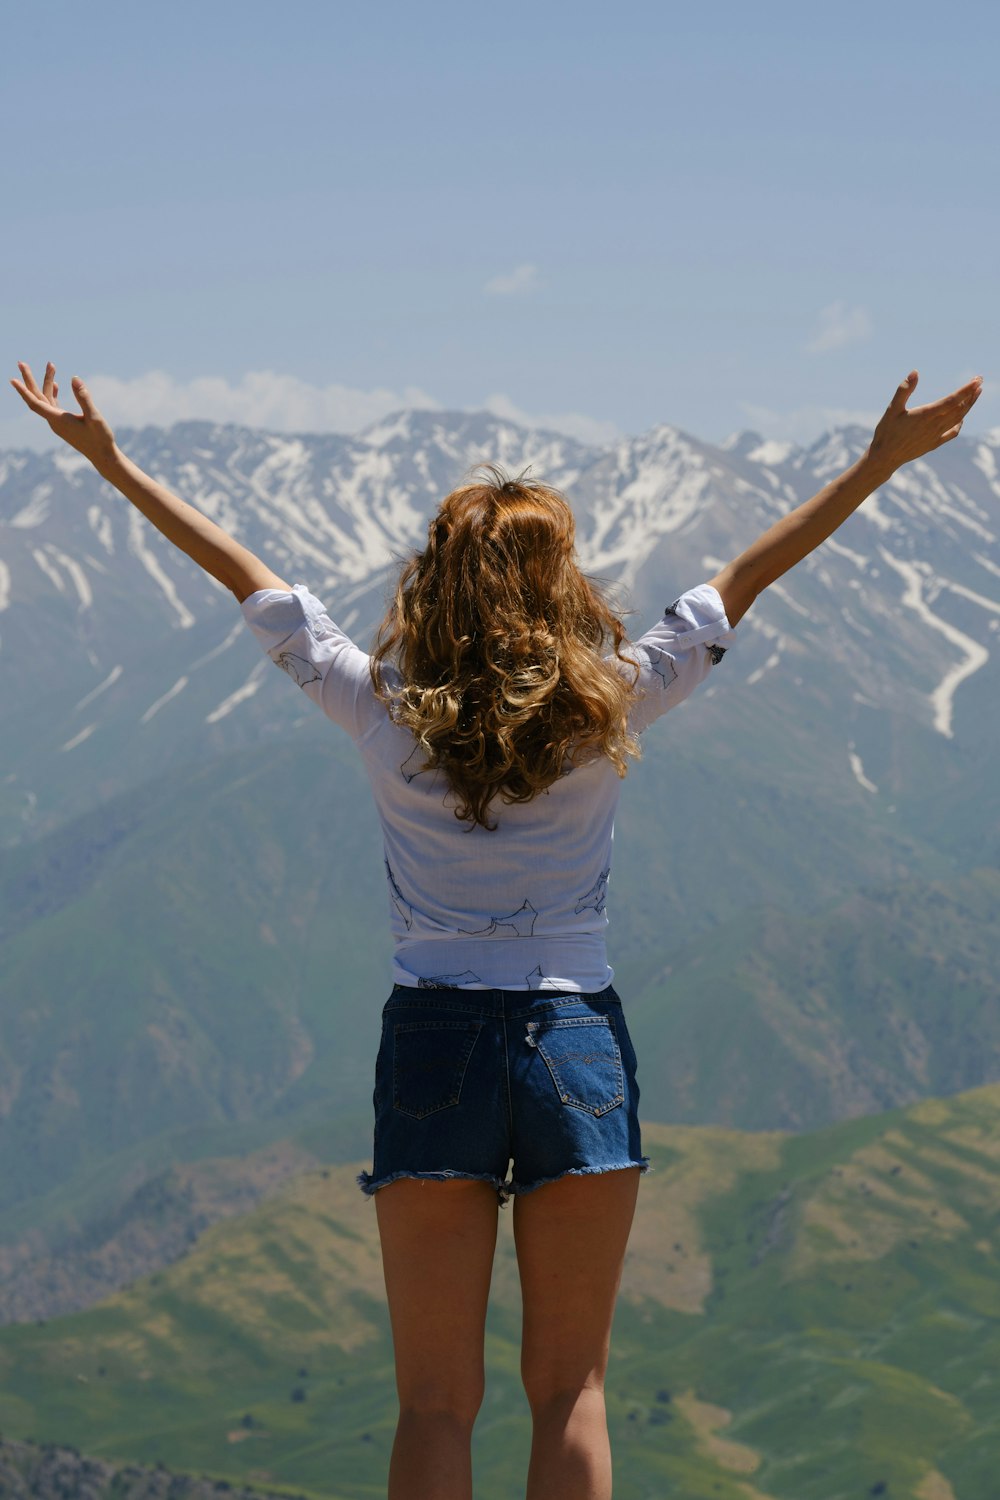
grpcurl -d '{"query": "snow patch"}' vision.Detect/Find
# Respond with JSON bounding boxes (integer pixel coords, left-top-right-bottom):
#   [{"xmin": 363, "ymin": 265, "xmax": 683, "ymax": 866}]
[
  {"xmin": 973, "ymin": 444, "xmax": 997, "ymax": 482},
  {"xmin": 933, "ymin": 502, "xmax": 995, "ymax": 544},
  {"xmin": 840, "ymin": 605, "xmax": 873, "ymax": 638},
  {"xmin": 879, "ymin": 549, "xmax": 989, "ymax": 737},
  {"xmin": 859, "ymin": 493, "xmax": 894, "ymax": 533},
  {"xmin": 31, "ymin": 548, "xmax": 65, "ymax": 592},
  {"xmin": 140, "ymin": 675, "xmax": 189, "ymax": 724},
  {"xmin": 746, "ymin": 439, "xmax": 793, "ymax": 466},
  {"xmin": 47, "ymin": 546, "xmax": 93, "ymax": 608},
  {"xmin": 205, "ymin": 662, "xmax": 267, "ymax": 723},
  {"xmin": 10, "ymin": 485, "xmax": 52, "ymax": 528},
  {"xmin": 972, "ymin": 551, "xmax": 1000, "ymax": 582},
  {"xmin": 768, "ymin": 581, "xmax": 812, "ymax": 620},
  {"xmin": 74, "ymin": 663, "xmax": 122, "ymax": 712},
  {"xmin": 848, "ymin": 743, "xmax": 878, "ymax": 793},
  {"xmin": 360, "ymin": 413, "xmax": 413, "ymax": 448},
  {"xmin": 939, "ymin": 580, "xmax": 1000, "ymax": 615},
  {"xmin": 52, "ymin": 451, "xmax": 91, "ymax": 478},
  {"xmin": 0, "ymin": 559, "xmax": 9, "ymax": 612},
  {"xmin": 188, "ymin": 618, "xmax": 245, "ymax": 672},
  {"xmin": 746, "ymin": 650, "xmax": 781, "ymax": 687},
  {"xmin": 824, "ymin": 536, "xmax": 869, "ymax": 571},
  {"xmin": 59, "ymin": 722, "xmax": 98, "ymax": 752},
  {"xmin": 87, "ymin": 504, "xmax": 114, "ymax": 554},
  {"xmin": 127, "ymin": 509, "xmax": 195, "ymax": 627}
]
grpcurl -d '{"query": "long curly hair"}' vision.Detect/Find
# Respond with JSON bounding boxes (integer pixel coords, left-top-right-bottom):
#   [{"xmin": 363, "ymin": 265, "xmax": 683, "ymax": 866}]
[{"xmin": 369, "ymin": 464, "xmax": 642, "ymax": 829}]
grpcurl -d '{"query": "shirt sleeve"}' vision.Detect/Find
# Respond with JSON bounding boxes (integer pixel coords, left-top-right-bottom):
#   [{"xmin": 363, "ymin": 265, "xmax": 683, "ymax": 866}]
[
  {"xmin": 611, "ymin": 582, "xmax": 737, "ymax": 734},
  {"xmin": 240, "ymin": 583, "xmax": 385, "ymax": 744}
]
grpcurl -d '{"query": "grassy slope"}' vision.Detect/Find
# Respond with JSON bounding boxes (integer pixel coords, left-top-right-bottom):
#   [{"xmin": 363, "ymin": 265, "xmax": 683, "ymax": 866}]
[
  {"xmin": 1, "ymin": 1084, "xmax": 998, "ymax": 1499},
  {"xmin": 0, "ymin": 729, "xmax": 391, "ymax": 1224},
  {"xmin": 619, "ymin": 868, "xmax": 1000, "ymax": 1132}
]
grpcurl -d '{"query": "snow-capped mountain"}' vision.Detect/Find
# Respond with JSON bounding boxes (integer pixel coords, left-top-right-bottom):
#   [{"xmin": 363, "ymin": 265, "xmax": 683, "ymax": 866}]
[{"xmin": 2, "ymin": 408, "xmax": 998, "ymax": 849}]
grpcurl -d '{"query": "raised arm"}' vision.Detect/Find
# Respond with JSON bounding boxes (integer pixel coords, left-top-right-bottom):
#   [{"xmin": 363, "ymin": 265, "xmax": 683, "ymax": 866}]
[
  {"xmin": 9, "ymin": 361, "xmax": 290, "ymax": 602},
  {"xmin": 707, "ymin": 369, "xmax": 983, "ymax": 626}
]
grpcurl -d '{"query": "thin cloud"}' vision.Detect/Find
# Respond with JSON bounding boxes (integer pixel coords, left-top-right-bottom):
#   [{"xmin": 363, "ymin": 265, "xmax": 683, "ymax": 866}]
[
  {"xmin": 483, "ymin": 263, "xmax": 539, "ymax": 296},
  {"xmin": 804, "ymin": 301, "xmax": 872, "ymax": 354},
  {"xmin": 481, "ymin": 392, "xmax": 619, "ymax": 447},
  {"xmin": 737, "ymin": 399, "xmax": 880, "ymax": 446},
  {"xmin": 0, "ymin": 368, "xmax": 619, "ymax": 451},
  {"xmin": 83, "ymin": 369, "xmax": 443, "ymax": 435},
  {"xmin": 737, "ymin": 371, "xmax": 996, "ymax": 447}
]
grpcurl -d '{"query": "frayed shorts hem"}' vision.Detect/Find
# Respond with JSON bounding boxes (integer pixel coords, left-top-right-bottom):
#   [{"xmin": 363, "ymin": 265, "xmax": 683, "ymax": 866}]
[
  {"xmin": 356, "ymin": 1158, "xmax": 652, "ymax": 1208},
  {"xmin": 356, "ymin": 1167, "xmax": 508, "ymax": 1202},
  {"xmin": 508, "ymin": 1158, "xmax": 652, "ymax": 1198}
]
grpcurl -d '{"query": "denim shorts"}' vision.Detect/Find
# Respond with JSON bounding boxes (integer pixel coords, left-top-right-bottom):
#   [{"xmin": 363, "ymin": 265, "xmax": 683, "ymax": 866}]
[{"xmin": 356, "ymin": 982, "xmax": 651, "ymax": 1208}]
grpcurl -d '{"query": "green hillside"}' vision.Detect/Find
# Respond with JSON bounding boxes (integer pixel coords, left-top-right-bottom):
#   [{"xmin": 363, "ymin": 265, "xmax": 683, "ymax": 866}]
[
  {"xmin": 2, "ymin": 1084, "xmax": 999, "ymax": 1498},
  {"xmin": 619, "ymin": 867, "xmax": 1000, "ymax": 1131},
  {"xmin": 0, "ymin": 728, "xmax": 391, "ymax": 1225}
]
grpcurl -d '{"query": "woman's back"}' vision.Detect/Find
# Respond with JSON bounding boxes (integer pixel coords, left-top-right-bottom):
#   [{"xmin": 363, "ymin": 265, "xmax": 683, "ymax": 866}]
[{"xmin": 241, "ymin": 574, "xmax": 736, "ymax": 991}]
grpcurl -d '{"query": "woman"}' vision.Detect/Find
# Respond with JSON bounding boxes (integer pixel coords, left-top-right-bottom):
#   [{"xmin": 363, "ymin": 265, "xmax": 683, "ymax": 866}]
[{"xmin": 11, "ymin": 360, "xmax": 982, "ymax": 1499}]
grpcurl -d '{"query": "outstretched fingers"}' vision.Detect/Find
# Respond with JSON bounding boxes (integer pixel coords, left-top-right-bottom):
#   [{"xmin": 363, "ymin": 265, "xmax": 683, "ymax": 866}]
[
  {"xmin": 11, "ymin": 361, "xmax": 63, "ymax": 416},
  {"xmin": 10, "ymin": 374, "xmax": 48, "ymax": 415},
  {"xmin": 71, "ymin": 375, "xmax": 99, "ymax": 419},
  {"xmin": 888, "ymin": 370, "xmax": 919, "ymax": 413},
  {"xmin": 916, "ymin": 377, "xmax": 982, "ymax": 414},
  {"xmin": 933, "ymin": 382, "xmax": 983, "ymax": 446},
  {"xmin": 17, "ymin": 361, "xmax": 45, "ymax": 398}
]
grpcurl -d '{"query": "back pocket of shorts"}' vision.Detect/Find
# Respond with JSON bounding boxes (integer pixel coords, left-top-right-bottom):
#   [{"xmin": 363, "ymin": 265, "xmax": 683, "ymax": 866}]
[
  {"xmin": 526, "ymin": 1015, "xmax": 624, "ymax": 1116},
  {"xmin": 392, "ymin": 1019, "xmax": 484, "ymax": 1119}
]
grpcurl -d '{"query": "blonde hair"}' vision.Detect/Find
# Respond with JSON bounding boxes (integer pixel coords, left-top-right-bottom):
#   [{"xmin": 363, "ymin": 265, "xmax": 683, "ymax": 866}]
[{"xmin": 369, "ymin": 464, "xmax": 642, "ymax": 829}]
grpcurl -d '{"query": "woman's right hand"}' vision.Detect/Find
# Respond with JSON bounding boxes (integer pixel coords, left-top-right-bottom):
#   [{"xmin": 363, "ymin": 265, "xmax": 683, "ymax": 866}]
[
  {"xmin": 10, "ymin": 360, "xmax": 119, "ymax": 468},
  {"xmin": 866, "ymin": 369, "xmax": 983, "ymax": 475}
]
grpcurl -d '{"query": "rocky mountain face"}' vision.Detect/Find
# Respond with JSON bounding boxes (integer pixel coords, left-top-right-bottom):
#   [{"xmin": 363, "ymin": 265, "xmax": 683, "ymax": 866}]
[
  {"xmin": 2, "ymin": 407, "xmax": 998, "ymax": 847},
  {"xmin": 0, "ymin": 1434, "xmax": 305, "ymax": 1500}
]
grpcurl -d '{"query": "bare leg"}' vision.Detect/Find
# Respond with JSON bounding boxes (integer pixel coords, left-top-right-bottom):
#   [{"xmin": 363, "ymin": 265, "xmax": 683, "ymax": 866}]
[
  {"xmin": 514, "ymin": 1166, "xmax": 641, "ymax": 1500},
  {"xmin": 374, "ymin": 1177, "xmax": 501, "ymax": 1500}
]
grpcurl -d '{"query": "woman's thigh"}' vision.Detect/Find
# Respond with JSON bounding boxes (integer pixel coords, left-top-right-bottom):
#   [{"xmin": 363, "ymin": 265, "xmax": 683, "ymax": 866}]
[
  {"xmin": 513, "ymin": 1164, "xmax": 641, "ymax": 1410},
  {"xmin": 375, "ymin": 1176, "xmax": 501, "ymax": 1421}
]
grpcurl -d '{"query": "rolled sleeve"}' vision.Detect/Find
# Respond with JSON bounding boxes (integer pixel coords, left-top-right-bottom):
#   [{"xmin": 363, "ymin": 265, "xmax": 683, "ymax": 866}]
[
  {"xmin": 614, "ymin": 583, "xmax": 737, "ymax": 734},
  {"xmin": 241, "ymin": 583, "xmax": 384, "ymax": 743}
]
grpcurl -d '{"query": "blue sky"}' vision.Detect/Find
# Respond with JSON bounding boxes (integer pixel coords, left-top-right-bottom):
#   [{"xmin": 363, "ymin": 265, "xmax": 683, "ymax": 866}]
[{"xmin": 4, "ymin": 0, "xmax": 996, "ymax": 453}]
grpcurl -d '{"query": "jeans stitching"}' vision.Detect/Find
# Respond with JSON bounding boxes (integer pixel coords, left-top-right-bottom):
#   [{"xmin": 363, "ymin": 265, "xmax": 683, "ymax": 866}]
[
  {"xmin": 527, "ymin": 1014, "xmax": 625, "ymax": 1114},
  {"xmin": 391, "ymin": 1019, "xmax": 484, "ymax": 1119}
]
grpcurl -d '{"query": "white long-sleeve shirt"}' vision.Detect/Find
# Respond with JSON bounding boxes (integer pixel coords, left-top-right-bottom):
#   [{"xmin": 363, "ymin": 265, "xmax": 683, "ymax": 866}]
[{"xmin": 241, "ymin": 582, "xmax": 736, "ymax": 991}]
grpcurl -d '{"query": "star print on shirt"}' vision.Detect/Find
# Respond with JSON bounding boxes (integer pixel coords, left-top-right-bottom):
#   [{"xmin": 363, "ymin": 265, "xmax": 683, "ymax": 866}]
[
  {"xmin": 575, "ymin": 869, "xmax": 610, "ymax": 915},
  {"xmin": 644, "ymin": 647, "xmax": 678, "ymax": 688},
  {"xmin": 460, "ymin": 899, "xmax": 538, "ymax": 938},
  {"xmin": 417, "ymin": 971, "xmax": 484, "ymax": 989},
  {"xmin": 400, "ymin": 742, "xmax": 434, "ymax": 783},
  {"xmin": 384, "ymin": 858, "xmax": 414, "ymax": 930},
  {"xmin": 274, "ymin": 651, "xmax": 322, "ymax": 687}
]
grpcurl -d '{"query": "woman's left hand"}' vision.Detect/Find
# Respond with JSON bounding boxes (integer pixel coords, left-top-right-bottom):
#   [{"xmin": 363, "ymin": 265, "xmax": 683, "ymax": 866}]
[{"xmin": 10, "ymin": 360, "xmax": 118, "ymax": 467}]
